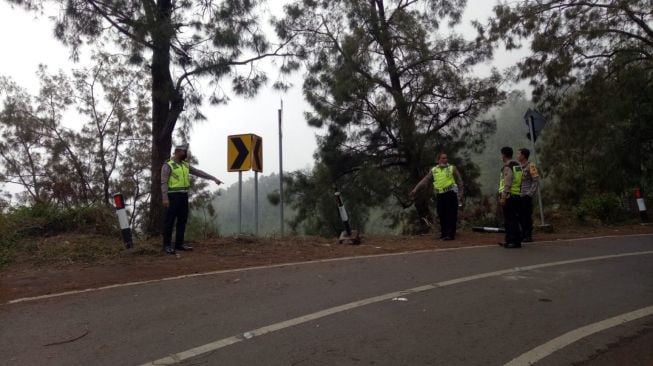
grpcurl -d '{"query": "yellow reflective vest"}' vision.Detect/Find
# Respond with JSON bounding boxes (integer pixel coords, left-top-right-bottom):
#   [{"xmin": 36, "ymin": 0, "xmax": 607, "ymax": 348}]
[
  {"xmin": 167, "ymin": 159, "xmax": 190, "ymax": 193},
  {"xmin": 498, "ymin": 162, "xmax": 523, "ymax": 195},
  {"xmin": 432, "ymin": 165, "xmax": 456, "ymax": 193}
]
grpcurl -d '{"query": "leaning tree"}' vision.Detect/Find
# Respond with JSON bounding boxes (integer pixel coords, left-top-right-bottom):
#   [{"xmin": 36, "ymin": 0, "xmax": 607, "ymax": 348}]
[{"xmin": 7, "ymin": 0, "xmax": 292, "ymax": 233}]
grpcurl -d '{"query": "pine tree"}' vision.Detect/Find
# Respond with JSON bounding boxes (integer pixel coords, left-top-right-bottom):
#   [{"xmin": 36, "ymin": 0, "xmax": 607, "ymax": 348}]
[{"xmin": 275, "ymin": 0, "xmax": 504, "ymax": 231}]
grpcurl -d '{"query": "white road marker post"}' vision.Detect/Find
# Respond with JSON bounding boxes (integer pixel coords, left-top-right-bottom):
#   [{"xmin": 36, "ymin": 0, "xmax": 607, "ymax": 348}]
[
  {"xmin": 334, "ymin": 188, "xmax": 360, "ymax": 245},
  {"xmin": 635, "ymin": 188, "xmax": 649, "ymax": 223},
  {"xmin": 112, "ymin": 193, "xmax": 133, "ymax": 249}
]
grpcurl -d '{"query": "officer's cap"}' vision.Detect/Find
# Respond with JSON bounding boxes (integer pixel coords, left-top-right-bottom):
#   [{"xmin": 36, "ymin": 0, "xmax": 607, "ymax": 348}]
[{"xmin": 174, "ymin": 144, "xmax": 189, "ymax": 151}]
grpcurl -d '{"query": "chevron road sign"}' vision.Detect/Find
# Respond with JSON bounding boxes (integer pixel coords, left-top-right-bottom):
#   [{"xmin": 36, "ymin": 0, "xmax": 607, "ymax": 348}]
[
  {"xmin": 228, "ymin": 134, "xmax": 263, "ymax": 172},
  {"xmin": 251, "ymin": 135, "xmax": 263, "ymax": 173},
  {"xmin": 228, "ymin": 133, "xmax": 264, "ymax": 235}
]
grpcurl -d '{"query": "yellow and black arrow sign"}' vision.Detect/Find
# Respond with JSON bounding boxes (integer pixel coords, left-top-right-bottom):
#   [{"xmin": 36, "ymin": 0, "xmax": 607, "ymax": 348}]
[
  {"xmin": 251, "ymin": 135, "xmax": 263, "ymax": 173},
  {"xmin": 227, "ymin": 134, "xmax": 263, "ymax": 172}
]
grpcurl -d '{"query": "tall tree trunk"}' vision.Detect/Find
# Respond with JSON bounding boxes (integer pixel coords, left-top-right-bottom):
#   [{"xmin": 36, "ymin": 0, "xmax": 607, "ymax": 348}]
[
  {"xmin": 145, "ymin": 0, "xmax": 181, "ymax": 235},
  {"xmin": 370, "ymin": 0, "xmax": 429, "ymax": 232},
  {"xmin": 147, "ymin": 123, "xmax": 172, "ymax": 235}
]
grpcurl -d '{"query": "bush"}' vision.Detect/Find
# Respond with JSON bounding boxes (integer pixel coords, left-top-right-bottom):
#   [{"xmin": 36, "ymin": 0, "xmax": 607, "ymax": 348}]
[
  {"xmin": 0, "ymin": 204, "xmax": 122, "ymax": 269},
  {"xmin": 575, "ymin": 193, "xmax": 630, "ymax": 224},
  {"xmin": 1, "ymin": 204, "xmax": 118, "ymax": 241},
  {"xmin": 185, "ymin": 214, "xmax": 220, "ymax": 241},
  {"xmin": 464, "ymin": 196, "xmax": 502, "ymax": 227}
]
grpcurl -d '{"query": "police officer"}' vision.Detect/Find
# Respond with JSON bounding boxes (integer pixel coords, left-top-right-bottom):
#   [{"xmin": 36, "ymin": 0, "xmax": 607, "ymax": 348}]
[
  {"xmin": 411, "ymin": 153, "xmax": 464, "ymax": 241},
  {"xmin": 498, "ymin": 147, "xmax": 523, "ymax": 248},
  {"xmin": 517, "ymin": 148, "xmax": 539, "ymax": 243},
  {"xmin": 161, "ymin": 144, "xmax": 223, "ymax": 254}
]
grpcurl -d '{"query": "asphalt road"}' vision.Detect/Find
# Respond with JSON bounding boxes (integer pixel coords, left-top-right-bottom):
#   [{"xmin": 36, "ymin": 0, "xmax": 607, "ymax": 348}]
[{"xmin": 1, "ymin": 234, "xmax": 652, "ymax": 366}]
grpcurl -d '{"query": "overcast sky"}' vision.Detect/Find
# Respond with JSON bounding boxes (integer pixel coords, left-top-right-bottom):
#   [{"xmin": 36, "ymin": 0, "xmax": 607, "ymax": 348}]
[{"xmin": 0, "ymin": 0, "xmax": 528, "ymax": 188}]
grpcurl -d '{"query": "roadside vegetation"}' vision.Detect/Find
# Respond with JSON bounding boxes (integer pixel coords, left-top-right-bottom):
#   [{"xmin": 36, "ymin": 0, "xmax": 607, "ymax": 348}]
[{"xmin": 1, "ymin": 1, "xmax": 652, "ymax": 270}]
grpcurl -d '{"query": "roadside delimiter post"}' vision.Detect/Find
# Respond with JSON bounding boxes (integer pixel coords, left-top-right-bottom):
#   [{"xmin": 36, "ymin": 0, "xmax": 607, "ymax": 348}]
[{"xmin": 113, "ymin": 193, "xmax": 133, "ymax": 249}]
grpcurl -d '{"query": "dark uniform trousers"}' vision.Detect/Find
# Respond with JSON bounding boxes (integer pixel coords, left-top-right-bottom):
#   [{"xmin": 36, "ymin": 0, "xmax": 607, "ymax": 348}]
[
  {"xmin": 519, "ymin": 195, "xmax": 533, "ymax": 240},
  {"xmin": 436, "ymin": 190, "xmax": 458, "ymax": 238},
  {"xmin": 163, "ymin": 192, "xmax": 189, "ymax": 249},
  {"xmin": 504, "ymin": 195, "xmax": 522, "ymax": 245}
]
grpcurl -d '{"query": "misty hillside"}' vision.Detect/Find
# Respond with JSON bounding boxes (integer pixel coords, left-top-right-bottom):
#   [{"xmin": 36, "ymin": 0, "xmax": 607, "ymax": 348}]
[
  {"xmin": 211, "ymin": 173, "xmax": 293, "ymax": 236},
  {"xmin": 472, "ymin": 91, "xmax": 534, "ymax": 195},
  {"xmin": 209, "ymin": 92, "xmax": 537, "ymax": 236}
]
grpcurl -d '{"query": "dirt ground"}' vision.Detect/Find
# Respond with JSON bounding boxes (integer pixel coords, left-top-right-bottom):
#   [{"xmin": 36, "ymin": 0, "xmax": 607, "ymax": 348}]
[{"xmin": 2, "ymin": 224, "xmax": 653, "ymax": 303}]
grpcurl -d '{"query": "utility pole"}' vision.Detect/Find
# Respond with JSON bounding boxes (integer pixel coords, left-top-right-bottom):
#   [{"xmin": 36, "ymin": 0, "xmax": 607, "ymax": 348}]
[{"xmin": 278, "ymin": 99, "xmax": 284, "ymax": 236}]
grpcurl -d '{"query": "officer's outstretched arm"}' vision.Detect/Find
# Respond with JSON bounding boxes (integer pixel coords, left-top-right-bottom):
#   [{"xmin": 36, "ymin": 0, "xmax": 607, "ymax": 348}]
[
  {"xmin": 454, "ymin": 167, "xmax": 464, "ymax": 197},
  {"xmin": 410, "ymin": 171, "xmax": 433, "ymax": 197}
]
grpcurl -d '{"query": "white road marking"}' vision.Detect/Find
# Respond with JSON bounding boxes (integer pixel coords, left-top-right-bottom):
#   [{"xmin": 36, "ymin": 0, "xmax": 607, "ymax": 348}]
[
  {"xmin": 504, "ymin": 305, "xmax": 653, "ymax": 366},
  {"xmin": 3, "ymin": 245, "xmax": 492, "ymax": 305},
  {"xmin": 5, "ymin": 233, "xmax": 652, "ymax": 306},
  {"xmin": 139, "ymin": 250, "xmax": 653, "ymax": 366}
]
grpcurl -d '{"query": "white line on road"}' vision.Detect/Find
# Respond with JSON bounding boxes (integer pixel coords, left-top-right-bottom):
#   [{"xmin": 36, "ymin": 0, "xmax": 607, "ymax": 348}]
[
  {"xmin": 139, "ymin": 250, "xmax": 653, "ymax": 366},
  {"xmin": 3, "ymin": 244, "xmax": 492, "ymax": 305},
  {"xmin": 5, "ymin": 233, "xmax": 652, "ymax": 305},
  {"xmin": 504, "ymin": 305, "xmax": 653, "ymax": 366}
]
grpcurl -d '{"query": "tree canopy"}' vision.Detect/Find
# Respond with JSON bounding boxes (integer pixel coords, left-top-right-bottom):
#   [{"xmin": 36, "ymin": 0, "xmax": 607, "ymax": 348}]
[
  {"xmin": 479, "ymin": 0, "xmax": 653, "ymax": 106},
  {"xmin": 275, "ymin": 0, "xmax": 504, "ymax": 231},
  {"xmin": 7, "ymin": 0, "xmax": 291, "ymax": 233},
  {"xmin": 0, "ymin": 57, "xmax": 151, "ymax": 222},
  {"xmin": 540, "ymin": 63, "xmax": 653, "ymax": 204}
]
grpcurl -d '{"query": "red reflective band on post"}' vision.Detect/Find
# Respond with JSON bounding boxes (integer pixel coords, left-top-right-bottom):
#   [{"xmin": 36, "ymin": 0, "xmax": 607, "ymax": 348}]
[
  {"xmin": 635, "ymin": 189, "xmax": 642, "ymax": 199},
  {"xmin": 113, "ymin": 193, "xmax": 125, "ymax": 210}
]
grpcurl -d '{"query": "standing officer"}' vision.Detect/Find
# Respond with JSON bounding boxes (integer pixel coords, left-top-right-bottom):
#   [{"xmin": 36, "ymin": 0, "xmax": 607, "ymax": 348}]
[
  {"xmin": 411, "ymin": 153, "xmax": 464, "ymax": 241},
  {"xmin": 498, "ymin": 147, "xmax": 523, "ymax": 248},
  {"xmin": 161, "ymin": 144, "xmax": 223, "ymax": 255},
  {"xmin": 517, "ymin": 148, "xmax": 540, "ymax": 243}
]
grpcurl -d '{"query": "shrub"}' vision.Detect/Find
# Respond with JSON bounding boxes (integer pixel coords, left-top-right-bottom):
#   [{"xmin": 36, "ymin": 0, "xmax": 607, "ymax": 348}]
[
  {"xmin": 464, "ymin": 196, "xmax": 502, "ymax": 227},
  {"xmin": 1, "ymin": 204, "xmax": 118, "ymax": 240},
  {"xmin": 575, "ymin": 193, "xmax": 630, "ymax": 224},
  {"xmin": 0, "ymin": 204, "xmax": 122, "ymax": 269},
  {"xmin": 185, "ymin": 214, "xmax": 220, "ymax": 241}
]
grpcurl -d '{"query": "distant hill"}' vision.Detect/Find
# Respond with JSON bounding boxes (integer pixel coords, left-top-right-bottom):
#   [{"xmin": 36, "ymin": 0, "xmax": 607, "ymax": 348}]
[
  {"xmin": 211, "ymin": 173, "xmax": 291, "ymax": 236},
  {"xmin": 209, "ymin": 92, "xmax": 535, "ymax": 235}
]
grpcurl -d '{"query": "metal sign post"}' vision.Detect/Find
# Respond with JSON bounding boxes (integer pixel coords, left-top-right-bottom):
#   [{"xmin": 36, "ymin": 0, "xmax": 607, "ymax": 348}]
[
  {"xmin": 255, "ymin": 171, "xmax": 259, "ymax": 235},
  {"xmin": 278, "ymin": 100, "xmax": 285, "ymax": 237},
  {"xmin": 238, "ymin": 171, "xmax": 242, "ymax": 234},
  {"xmin": 252, "ymin": 136, "xmax": 262, "ymax": 236},
  {"xmin": 523, "ymin": 108, "xmax": 551, "ymax": 230}
]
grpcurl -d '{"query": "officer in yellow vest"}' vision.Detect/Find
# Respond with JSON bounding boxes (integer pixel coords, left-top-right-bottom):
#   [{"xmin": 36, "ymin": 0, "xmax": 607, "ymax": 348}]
[
  {"xmin": 411, "ymin": 153, "xmax": 464, "ymax": 240},
  {"xmin": 161, "ymin": 144, "xmax": 223, "ymax": 255},
  {"xmin": 498, "ymin": 146, "xmax": 523, "ymax": 248}
]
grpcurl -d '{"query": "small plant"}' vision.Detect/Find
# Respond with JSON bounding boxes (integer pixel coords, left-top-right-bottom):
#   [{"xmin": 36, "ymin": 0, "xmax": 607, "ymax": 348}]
[
  {"xmin": 465, "ymin": 196, "xmax": 502, "ymax": 227},
  {"xmin": 575, "ymin": 193, "xmax": 630, "ymax": 224}
]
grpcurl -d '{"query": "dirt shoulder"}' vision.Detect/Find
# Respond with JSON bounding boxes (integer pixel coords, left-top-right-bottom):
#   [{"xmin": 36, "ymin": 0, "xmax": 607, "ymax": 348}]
[{"xmin": 2, "ymin": 224, "xmax": 652, "ymax": 303}]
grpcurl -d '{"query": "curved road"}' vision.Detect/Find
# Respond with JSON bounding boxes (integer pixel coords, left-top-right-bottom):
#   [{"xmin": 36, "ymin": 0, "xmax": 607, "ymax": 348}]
[{"xmin": 1, "ymin": 234, "xmax": 652, "ymax": 365}]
